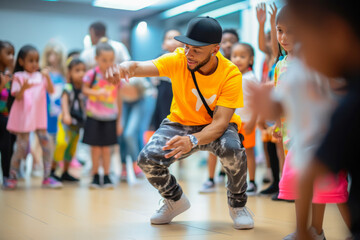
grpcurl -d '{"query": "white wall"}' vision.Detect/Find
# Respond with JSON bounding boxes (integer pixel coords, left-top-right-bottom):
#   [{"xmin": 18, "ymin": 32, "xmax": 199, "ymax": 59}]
[{"xmin": 0, "ymin": 8, "xmax": 126, "ymax": 56}]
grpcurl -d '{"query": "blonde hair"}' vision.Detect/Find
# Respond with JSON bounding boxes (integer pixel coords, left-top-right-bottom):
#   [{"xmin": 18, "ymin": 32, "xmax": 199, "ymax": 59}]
[{"xmin": 41, "ymin": 40, "xmax": 66, "ymax": 75}]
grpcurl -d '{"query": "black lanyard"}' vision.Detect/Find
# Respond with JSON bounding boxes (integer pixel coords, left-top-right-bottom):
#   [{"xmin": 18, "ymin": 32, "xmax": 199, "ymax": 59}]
[{"xmin": 190, "ymin": 71, "xmax": 213, "ymax": 118}]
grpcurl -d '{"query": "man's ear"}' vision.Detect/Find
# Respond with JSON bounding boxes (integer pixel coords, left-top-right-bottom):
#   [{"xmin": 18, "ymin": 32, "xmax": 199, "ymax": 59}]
[{"xmin": 212, "ymin": 44, "xmax": 220, "ymax": 55}]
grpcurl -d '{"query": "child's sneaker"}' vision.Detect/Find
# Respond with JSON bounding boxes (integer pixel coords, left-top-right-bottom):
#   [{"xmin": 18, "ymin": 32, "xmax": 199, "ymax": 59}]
[
  {"xmin": 50, "ymin": 171, "xmax": 62, "ymax": 182},
  {"xmin": 42, "ymin": 176, "xmax": 63, "ymax": 189},
  {"xmin": 120, "ymin": 169, "xmax": 127, "ymax": 182},
  {"xmin": 262, "ymin": 168, "xmax": 273, "ymax": 183},
  {"xmin": 90, "ymin": 174, "xmax": 101, "ymax": 189},
  {"xmin": 61, "ymin": 171, "xmax": 79, "ymax": 182},
  {"xmin": 309, "ymin": 227, "xmax": 326, "ymax": 240},
  {"xmin": 246, "ymin": 182, "xmax": 257, "ymax": 196},
  {"xmin": 2, "ymin": 177, "xmax": 17, "ymax": 190},
  {"xmin": 283, "ymin": 232, "xmax": 296, "ymax": 240},
  {"xmin": 199, "ymin": 180, "xmax": 215, "ymax": 193},
  {"xmin": 259, "ymin": 183, "xmax": 279, "ymax": 195},
  {"xmin": 134, "ymin": 165, "xmax": 145, "ymax": 178},
  {"xmin": 103, "ymin": 175, "xmax": 114, "ymax": 189}
]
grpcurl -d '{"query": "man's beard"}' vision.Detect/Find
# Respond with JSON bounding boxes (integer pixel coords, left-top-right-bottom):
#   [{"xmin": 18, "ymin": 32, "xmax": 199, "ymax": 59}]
[{"xmin": 187, "ymin": 53, "xmax": 212, "ymax": 72}]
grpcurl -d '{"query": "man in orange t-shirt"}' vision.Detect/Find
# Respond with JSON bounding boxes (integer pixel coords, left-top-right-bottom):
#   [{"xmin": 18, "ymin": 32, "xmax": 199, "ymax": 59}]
[{"xmin": 106, "ymin": 17, "xmax": 254, "ymax": 230}]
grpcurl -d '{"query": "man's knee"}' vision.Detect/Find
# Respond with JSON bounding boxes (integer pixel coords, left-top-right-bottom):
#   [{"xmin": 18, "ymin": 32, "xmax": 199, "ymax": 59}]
[
  {"xmin": 218, "ymin": 138, "xmax": 243, "ymax": 159},
  {"xmin": 137, "ymin": 143, "xmax": 162, "ymax": 172}
]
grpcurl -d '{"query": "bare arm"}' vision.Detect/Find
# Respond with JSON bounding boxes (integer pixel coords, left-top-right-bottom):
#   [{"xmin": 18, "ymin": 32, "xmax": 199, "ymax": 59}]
[
  {"xmin": 193, "ymin": 106, "xmax": 234, "ymax": 145},
  {"xmin": 256, "ymin": 3, "xmax": 269, "ymax": 54},
  {"xmin": 116, "ymin": 89, "xmax": 123, "ymax": 136},
  {"xmin": 82, "ymin": 82, "xmax": 99, "ymax": 97},
  {"xmin": 269, "ymin": 3, "xmax": 279, "ymax": 59},
  {"xmin": 61, "ymin": 93, "xmax": 72, "ymax": 125},
  {"xmin": 106, "ymin": 61, "xmax": 159, "ymax": 83},
  {"xmin": 42, "ymin": 69, "xmax": 54, "ymax": 94}
]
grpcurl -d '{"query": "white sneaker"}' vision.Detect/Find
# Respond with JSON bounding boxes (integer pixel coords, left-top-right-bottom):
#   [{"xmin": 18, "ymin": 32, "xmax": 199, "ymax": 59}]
[
  {"xmin": 150, "ymin": 194, "xmax": 191, "ymax": 225},
  {"xmin": 199, "ymin": 180, "xmax": 216, "ymax": 193},
  {"xmin": 246, "ymin": 182, "xmax": 257, "ymax": 196},
  {"xmin": 283, "ymin": 232, "xmax": 296, "ymax": 240},
  {"xmin": 229, "ymin": 206, "xmax": 254, "ymax": 229},
  {"xmin": 309, "ymin": 227, "xmax": 326, "ymax": 240},
  {"xmin": 283, "ymin": 228, "xmax": 326, "ymax": 240}
]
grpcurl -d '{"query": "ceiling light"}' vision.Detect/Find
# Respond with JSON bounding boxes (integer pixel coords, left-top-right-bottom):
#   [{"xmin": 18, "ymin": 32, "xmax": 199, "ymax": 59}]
[
  {"xmin": 200, "ymin": 1, "xmax": 249, "ymax": 18},
  {"xmin": 162, "ymin": 0, "xmax": 218, "ymax": 19},
  {"xmin": 93, "ymin": 0, "xmax": 160, "ymax": 11}
]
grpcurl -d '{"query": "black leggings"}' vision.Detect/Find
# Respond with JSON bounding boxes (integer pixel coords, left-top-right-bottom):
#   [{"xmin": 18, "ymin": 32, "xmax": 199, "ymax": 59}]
[
  {"xmin": 0, "ymin": 115, "xmax": 16, "ymax": 178},
  {"xmin": 267, "ymin": 142, "xmax": 280, "ymax": 186}
]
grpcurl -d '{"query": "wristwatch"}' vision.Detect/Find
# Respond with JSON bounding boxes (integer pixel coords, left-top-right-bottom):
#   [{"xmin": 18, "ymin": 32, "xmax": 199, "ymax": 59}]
[{"xmin": 187, "ymin": 134, "xmax": 198, "ymax": 148}]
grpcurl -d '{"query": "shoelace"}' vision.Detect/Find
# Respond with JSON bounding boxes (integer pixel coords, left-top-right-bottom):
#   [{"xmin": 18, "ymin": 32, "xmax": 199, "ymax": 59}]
[
  {"xmin": 156, "ymin": 198, "xmax": 174, "ymax": 213},
  {"xmin": 235, "ymin": 206, "xmax": 255, "ymax": 218}
]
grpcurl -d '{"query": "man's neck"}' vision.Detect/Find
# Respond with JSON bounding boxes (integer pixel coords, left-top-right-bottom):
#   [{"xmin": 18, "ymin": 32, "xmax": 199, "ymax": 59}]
[{"xmin": 198, "ymin": 56, "xmax": 218, "ymax": 75}]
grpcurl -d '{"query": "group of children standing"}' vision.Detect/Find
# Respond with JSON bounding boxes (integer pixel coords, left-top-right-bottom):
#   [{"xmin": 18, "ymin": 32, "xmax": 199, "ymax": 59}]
[{"xmin": 0, "ymin": 38, "xmax": 130, "ymax": 190}]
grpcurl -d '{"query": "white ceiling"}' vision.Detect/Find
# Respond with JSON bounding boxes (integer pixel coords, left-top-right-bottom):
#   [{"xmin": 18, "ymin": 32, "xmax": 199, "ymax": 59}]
[{"xmin": 0, "ymin": 0, "xmax": 195, "ymax": 22}]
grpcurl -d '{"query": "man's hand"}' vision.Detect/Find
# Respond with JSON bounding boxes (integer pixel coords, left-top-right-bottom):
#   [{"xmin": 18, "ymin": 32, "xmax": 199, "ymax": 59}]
[
  {"xmin": 163, "ymin": 135, "xmax": 192, "ymax": 159},
  {"xmin": 105, "ymin": 61, "xmax": 160, "ymax": 84},
  {"xmin": 106, "ymin": 63, "xmax": 131, "ymax": 84}
]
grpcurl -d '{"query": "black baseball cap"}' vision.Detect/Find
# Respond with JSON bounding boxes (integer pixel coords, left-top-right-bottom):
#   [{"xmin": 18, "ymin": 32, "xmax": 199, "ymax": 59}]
[{"xmin": 174, "ymin": 17, "xmax": 222, "ymax": 47}]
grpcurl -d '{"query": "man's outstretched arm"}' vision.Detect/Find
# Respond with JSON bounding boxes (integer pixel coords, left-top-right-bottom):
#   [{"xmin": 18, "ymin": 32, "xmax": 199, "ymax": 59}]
[{"xmin": 106, "ymin": 61, "xmax": 159, "ymax": 83}]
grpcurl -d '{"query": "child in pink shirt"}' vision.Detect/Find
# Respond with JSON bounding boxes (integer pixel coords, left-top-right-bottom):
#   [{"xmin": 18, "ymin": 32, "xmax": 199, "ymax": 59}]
[{"xmin": 7, "ymin": 45, "xmax": 62, "ymax": 189}]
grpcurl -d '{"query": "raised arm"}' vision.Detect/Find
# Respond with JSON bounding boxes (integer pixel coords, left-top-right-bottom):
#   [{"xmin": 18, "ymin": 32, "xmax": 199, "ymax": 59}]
[
  {"xmin": 256, "ymin": 3, "xmax": 269, "ymax": 54},
  {"xmin": 106, "ymin": 61, "xmax": 159, "ymax": 84},
  {"xmin": 269, "ymin": 3, "xmax": 279, "ymax": 59}
]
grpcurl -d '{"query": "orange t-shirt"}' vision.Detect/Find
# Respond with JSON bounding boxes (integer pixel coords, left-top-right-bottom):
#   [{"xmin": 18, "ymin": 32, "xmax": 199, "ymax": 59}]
[{"xmin": 152, "ymin": 47, "xmax": 243, "ymax": 129}]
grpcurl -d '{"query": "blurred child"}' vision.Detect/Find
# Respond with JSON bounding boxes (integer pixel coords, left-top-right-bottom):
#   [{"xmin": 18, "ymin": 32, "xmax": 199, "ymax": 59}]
[
  {"xmin": 7, "ymin": 45, "xmax": 62, "ymax": 188},
  {"xmin": 0, "ymin": 40, "xmax": 16, "ymax": 189},
  {"xmin": 283, "ymin": 0, "xmax": 360, "ymax": 239},
  {"xmin": 231, "ymin": 43, "xmax": 259, "ymax": 195},
  {"xmin": 40, "ymin": 41, "xmax": 66, "ymax": 179},
  {"xmin": 249, "ymin": 5, "xmax": 351, "ymax": 240},
  {"xmin": 118, "ymin": 77, "xmax": 149, "ymax": 182},
  {"xmin": 82, "ymin": 42, "xmax": 121, "ymax": 189},
  {"xmin": 220, "ymin": 29, "xmax": 240, "ymax": 60},
  {"xmin": 255, "ymin": 3, "xmax": 280, "ymax": 186},
  {"xmin": 53, "ymin": 58, "xmax": 86, "ymax": 182},
  {"xmin": 41, "ymin": 41, "xmax": 66, "ymax": 137}
]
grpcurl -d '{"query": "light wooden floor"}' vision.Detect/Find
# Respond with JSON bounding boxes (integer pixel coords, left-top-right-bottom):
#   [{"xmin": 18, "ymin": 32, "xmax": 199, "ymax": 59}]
[{"xmin": 0, "ymin": 154, "xmax": 349, "ymax": 240}]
